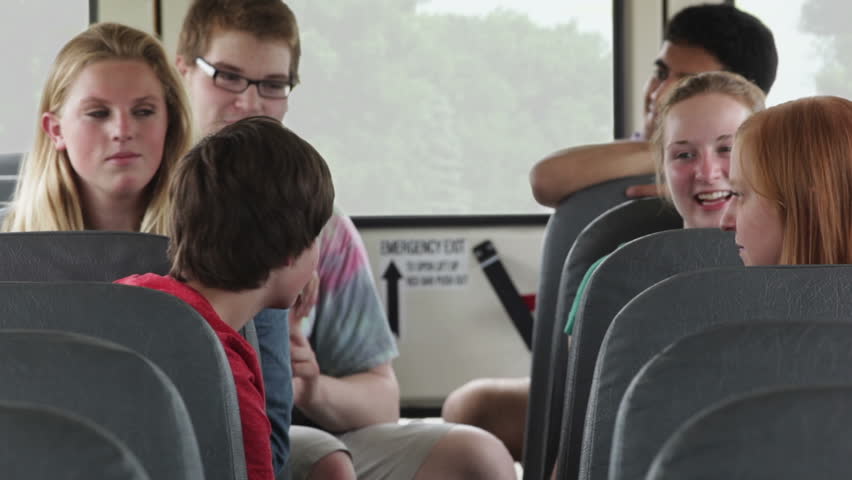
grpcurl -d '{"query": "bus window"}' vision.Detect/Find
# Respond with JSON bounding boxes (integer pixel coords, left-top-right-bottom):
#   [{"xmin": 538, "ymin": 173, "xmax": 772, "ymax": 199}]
[
  {"xmin": 0, "ymin": 2, "xmax": 88, "ymax": 155},
  {"xmin": 284, "ymin": 0, "xmax": 614, "ymax": 216},
  {"xmin": 737, "ymin": 0, "xmax": 852, "ymax": 105}
]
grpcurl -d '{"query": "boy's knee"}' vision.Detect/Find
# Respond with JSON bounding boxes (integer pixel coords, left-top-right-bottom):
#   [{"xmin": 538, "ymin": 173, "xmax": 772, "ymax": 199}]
[
  {"xmin": 442, "ymin": 379, "xmax": 497, "ymax": 423},
  {"xmin": 307, "ymin": 451, "xmax": 355, "ymax": 480},
  {"xmin": 425, "ymin": 425, "xmax": 516, "ymax": 480},
  {"xmin": 443, "ymin": 378, "xmax": 528, "ymax": 427}
]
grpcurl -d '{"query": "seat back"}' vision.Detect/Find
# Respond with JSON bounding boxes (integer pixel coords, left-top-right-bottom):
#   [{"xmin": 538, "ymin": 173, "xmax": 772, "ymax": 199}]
[
  {"xmin": 581, "ymin": 265, "xmax": 852, "ymax": 480},
  {"xmin": 613, "ymin": 323, "xmax": 852, "ymax": 480},
  {"xmin": 0, "ymin": 231, "xmax": 170, "ymax": 280},
  {"xmin": 0, "ymin": 402, "xmax": 150, "ymax": 480},
  {"xmin": 0, "ymin": 231, "xmax": 262, "ymax": 356},
  {"xmin": 648, "ymin": 385, "xmax": 852, "ymax": 480},
  {"xmin": 0, "ymin": 152, "xmax": 21, "ymax": 203},
  {"xmin": 555, "ymin": 228, "xmax": 739, "ymax": 478},
  {"xmin": 524, "ymin": 174, "xmax": 656, "ymax": 478},
  {"xmin": 535, "ymin": 198, "xmax": 681, "ymax": 477},
  {"xmin": 0, "ymin": 283, "xmax": 247, "ymax": 480},
  {"xmin": 0, "ymin": 152, "xmax": 21, "ymax": 173},
  {"xmin": 0, "ymin": 331, "xmax": 202, "ymax": 480},
  {"xmin": 535, "ymin": 174, "xmax": 655, "ymax": 348}
]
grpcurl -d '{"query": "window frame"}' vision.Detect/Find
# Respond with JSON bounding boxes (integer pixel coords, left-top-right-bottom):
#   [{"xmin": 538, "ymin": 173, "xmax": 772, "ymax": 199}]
[{"xmin": 92, "ymin": 0, "xmax": 625, "ymax": 223}]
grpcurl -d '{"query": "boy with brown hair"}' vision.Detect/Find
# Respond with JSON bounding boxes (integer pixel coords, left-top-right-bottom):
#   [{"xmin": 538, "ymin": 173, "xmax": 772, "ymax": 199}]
[
  {"xmin": 176, "ymin": 1, "xmax": 516, "ymax": 479},
  {"xmin": 176, "ymin": 2, "xmax": 303, "ymax": 475},
  {"xmin": 117, "ymin": 115, "xmax": 334, "ymax": 480}
]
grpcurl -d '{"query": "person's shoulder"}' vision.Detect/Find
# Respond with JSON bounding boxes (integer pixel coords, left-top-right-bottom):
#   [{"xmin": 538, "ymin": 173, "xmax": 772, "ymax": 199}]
[
  {"xmin": 319, "ymin": 205, "xmax": 360, "ymax": 243},
  {"xmin": 115, "ymin": 274, "xmax": 224, "ymax": 328},
  {"xmin": 324, "ymin": 205, "xmax": 352, "ymax": 228},
  {"xmin": 114, "ymin": 272, "xmax": 170, "ymax": 287},
  {"xmin": 221, "ymin": 333, "xmax": 261, "ymax": 375}
]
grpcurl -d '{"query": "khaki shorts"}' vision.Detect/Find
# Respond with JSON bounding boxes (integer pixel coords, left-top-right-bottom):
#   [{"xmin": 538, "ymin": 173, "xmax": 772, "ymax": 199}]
[{"xmin": 286, "ymin": 421, "xmax": 453, "ymax": 480}]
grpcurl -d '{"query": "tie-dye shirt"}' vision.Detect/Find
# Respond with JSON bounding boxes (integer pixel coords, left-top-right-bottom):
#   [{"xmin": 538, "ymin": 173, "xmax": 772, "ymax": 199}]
[
  {"xmin": 255, "ymin": 207, "xmax": 397, "ymax": 450},
  {"xmin": 300, "ymin": 207, "xmax": 398, "ymax": 377}
]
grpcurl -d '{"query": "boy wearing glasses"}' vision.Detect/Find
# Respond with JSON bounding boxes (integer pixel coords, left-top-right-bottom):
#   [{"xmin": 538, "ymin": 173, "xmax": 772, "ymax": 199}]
[
  {"xmin": 176, "ymin": 0, "xmax": 297, "ymax": 136},
  {"xmin": 176, "ymin": 1, "xmax": 515, "ymax": 479}
]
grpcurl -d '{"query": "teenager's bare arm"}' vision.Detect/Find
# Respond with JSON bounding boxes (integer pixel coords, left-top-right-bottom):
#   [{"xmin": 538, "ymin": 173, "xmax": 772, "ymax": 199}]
[
  {"xmin": 294, "ymin": 362, "xmax": 400, "ymax": 433},
  {"xmin": 529, "ymin": 141, "xmax": 655, "ymax": 207}
]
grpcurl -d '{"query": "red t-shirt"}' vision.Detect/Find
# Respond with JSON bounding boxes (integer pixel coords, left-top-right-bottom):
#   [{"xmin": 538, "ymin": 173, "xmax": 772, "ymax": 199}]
[{"xmin": 115, "ymin": 274, "xmax": 273, "ymax": 480}]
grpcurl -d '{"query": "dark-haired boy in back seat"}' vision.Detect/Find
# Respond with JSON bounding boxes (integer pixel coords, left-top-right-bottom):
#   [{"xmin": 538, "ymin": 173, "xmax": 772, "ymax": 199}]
[{"xmin": 117, "ymin": 115, "xmax": 334, "ymax": 480}]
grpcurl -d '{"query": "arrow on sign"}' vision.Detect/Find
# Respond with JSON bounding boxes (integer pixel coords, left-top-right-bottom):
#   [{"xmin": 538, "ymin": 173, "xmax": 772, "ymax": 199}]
[{"xmin": 382, "ymin": 261, "xmax": 402, "ymax": 336}]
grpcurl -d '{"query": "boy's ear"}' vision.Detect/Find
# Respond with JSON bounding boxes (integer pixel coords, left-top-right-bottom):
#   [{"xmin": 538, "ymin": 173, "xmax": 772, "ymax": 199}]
[
  {"xmin": 41, "ymin": 112, "xmax": 66, "ymax": 151},
  {"xmin": 175, "ymin": 55, "xmax": 191, "ymax": 78}
]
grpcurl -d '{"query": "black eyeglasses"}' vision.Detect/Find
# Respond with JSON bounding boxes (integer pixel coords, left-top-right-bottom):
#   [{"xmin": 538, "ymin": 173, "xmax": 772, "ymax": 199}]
[{"xmin": 195, "ymin": 57, "xmax": 293, "ymax": 99}]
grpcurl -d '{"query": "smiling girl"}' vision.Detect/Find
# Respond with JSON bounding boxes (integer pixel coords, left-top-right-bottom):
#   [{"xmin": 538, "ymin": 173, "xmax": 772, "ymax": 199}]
[
  {"xmin": 560, "ymin": 71, "xmax": 766, "ymax": 334},
  {"xmin": 651, "ymin": 71, "xmax": 765, "ymax": 228},
  {"xmin": 2, "ymin": 22, "xmax": 191, "ymax": 233}
]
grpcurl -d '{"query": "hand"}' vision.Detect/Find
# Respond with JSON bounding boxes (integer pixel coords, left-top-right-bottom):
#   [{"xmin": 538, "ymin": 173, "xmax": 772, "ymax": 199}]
[
  {"xmin": 291, "ymin": 271, "xmax": 319, "ymax": 321},
  {"xmin": 625, "ymin": 183, "xmax": 661, "ymax": 198},
  {"xmin": 290, "ymin": 326, "xmax": 320, "ymax": 408}
]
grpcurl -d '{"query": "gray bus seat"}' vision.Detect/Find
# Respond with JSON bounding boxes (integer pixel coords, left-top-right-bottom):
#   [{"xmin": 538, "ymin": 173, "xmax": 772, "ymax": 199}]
[
  {"xmin": 241, "ymin": 320, "xmax": 261, "ymax": 368},
  {"xmin": 0, "ymin": 152, "xmax": 21, "ymax": 203},
  {"xmin": 0, "ymin": 231, "xmax": 170, "ymax": 280},
  {"xmin": 0, "ymin": 152, "xmax": 22, "ymax": 175},
  {"xmin": 581, "ymin": 265, "xmax": 852, "ymax": 480},
  {"xmin": 555, "ymin": 228, "xmax": 738, "ymax": 479},
  {"xmin": 0, "ymin": 330, "xmax": 201, "ymax": 480},
  {"xmin": 612, "ymin": 323, "xmax": 852, "ymax": 480},
  {"xmin": 0, "ymin": 231, "xmax": 261, "ymax": 360},
  {"xmin": 540, "ymin": 198, "xmax": 682, "ymax": 478},
  {"xmin": 524, "ymin": 174, "xmax": 653, "ymax": 479},
  {"xmin": 647, "ymin": 385, "xmax": 852, "ymax": 480},
  {"xmin": 0, "ymin": 283, "xmax": 247, "ymax": 480},
  {"xmin": 0, "ymin": 402, "xmax": 150, "ymax": 480},
  {"xmin": 0, "ymin": 178, "xmax": 15, "ymax": 204}
]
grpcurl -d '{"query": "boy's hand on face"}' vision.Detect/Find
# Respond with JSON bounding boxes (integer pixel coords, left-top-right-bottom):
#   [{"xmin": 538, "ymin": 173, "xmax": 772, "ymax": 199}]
[
  {"xmin": 291, "ymin": 271, "xmax": 319, "ymax": 320},
  {"xmin": 290, "ymin": 326, "xmax": 320, "ymax": 408}
]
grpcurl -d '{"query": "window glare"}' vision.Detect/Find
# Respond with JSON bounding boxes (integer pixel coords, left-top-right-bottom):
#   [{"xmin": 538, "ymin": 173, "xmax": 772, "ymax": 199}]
[
  {"xmin": 0, "ymin": 1, "xmax": 88, "ymax": 155},
  {"xmin": 286, "ymin": 0, "xmax": 614, "ymax": 216},
  {"xmin": 737, "ymin": 0, "xmax": 851, "ymax": 106}
]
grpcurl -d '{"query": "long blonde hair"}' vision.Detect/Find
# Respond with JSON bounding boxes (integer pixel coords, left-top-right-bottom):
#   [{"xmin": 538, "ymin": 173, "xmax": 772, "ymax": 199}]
[
  {"xmin": 651, "ymin": 71, "xmax": 766, "ymax": 199},
  {"xmin": 734, "ymin": 96, "xmax": 852, "ymax": 264},
  {"xmin": 3, "ymin": 22, "xmax": 191, "ymax": 234}
]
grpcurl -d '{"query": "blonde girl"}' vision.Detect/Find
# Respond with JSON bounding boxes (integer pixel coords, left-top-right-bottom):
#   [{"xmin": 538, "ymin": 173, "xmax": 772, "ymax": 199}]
[{"xmin": 3, "ymin": 22, "xmax": 191, "ymax": 234}]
